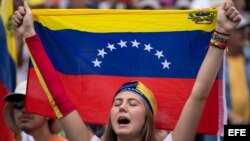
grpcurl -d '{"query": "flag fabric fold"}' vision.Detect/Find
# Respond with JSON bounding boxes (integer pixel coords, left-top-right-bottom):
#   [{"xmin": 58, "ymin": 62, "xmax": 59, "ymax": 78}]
[
  {"xmin": 26, "ymin": 9, "xmax": 225, "ymax": 135},
  {"xmin": 0, "ymin": 0, "xmax": 17, "ymax": 94},
  {"xmin": 0, "ymin": 0, "xmax": 17, "ymax": 140}
]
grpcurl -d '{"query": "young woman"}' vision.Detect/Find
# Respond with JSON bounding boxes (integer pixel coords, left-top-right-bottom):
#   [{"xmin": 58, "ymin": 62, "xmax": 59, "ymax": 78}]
[{"xmin": 12, "ymin": 0, "xmax": 241, "ymax": 141}]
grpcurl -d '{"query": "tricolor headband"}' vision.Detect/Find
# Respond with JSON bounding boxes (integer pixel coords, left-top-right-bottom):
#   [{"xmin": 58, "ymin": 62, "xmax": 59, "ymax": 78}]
[{"xmin": 115, "ymin": 81, "xmax": 157, "ymax": 117}]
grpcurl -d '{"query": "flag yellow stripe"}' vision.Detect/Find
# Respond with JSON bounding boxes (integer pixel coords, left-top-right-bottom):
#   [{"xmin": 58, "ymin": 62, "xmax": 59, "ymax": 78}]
[
  {"xmin": 33, "ymin": 9, "xmax": 217, "ymax": 33},
  {"xmin": 1, "ymin": 0, "xmax": 17, "ymax": 64}
]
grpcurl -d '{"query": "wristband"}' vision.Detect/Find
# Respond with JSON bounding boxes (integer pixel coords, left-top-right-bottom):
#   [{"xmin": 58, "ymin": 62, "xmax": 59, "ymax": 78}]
[
  {"xmin": 210, "ymin": 39, "xmax": 227, "ymax": 50},
  {"xmin": 214, "ymin": 30, "xmax": 231, "ymax": 36}
]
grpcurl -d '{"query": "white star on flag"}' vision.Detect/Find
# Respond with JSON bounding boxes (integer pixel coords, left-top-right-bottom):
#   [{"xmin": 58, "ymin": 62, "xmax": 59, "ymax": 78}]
[
  {"xmin": 131, "ymin": 39, "xmax": 140, "ymax": 48},
  {"xmin": 92, "ymin": 58, "xmax": 102, "ymax": 67},
  {"xmin": 97, "ymin": 48, "xmax": 107, "ymax": 58},
  {"xmin": 144, "ymin": 44, "xmax": 153, "ymax": 52},
  {"xmin": 161, "ymin": 59, "xmax": 171, "ymax": 69},
  {"xmin": 107, "ymin": 43, "xmax": 116, "ymax": 51},
  {"xmin": 93, "ymin": 39, "xmax": 172, "ymax": 71},
  {"xmin": 118, "ymin": 40, "xmax": 127, "ymax": 48},
  {"xmin": 155, "ymin": 50, "xmax": 164, "ymax": 59}
]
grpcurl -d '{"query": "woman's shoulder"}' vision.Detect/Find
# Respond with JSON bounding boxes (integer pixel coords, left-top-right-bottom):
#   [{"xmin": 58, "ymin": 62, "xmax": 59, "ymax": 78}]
[
  {"xmin": 163, "ymin": 132, "xmax": 172, "ymax": 141},
  {"xmin": 155, "ymin": 129, "xmax": 171, "ymax": 141},
  {"xmin": 90, "ymin": 135, "xmax": 101, "ymax": 141}
]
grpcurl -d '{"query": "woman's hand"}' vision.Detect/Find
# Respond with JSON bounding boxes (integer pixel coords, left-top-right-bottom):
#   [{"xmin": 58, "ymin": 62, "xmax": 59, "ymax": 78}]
[
  {"xmin": 216, "ymin": 0, "xmax": 241, "ymax": 34},
  {"xmin": 12, "ymin": 1, "xmax": 35, "ymax": 38}
]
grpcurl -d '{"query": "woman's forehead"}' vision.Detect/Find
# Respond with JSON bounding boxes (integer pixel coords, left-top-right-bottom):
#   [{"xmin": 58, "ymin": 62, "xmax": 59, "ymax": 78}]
[{"xmin": 115, "ymin": 91, "xmax": 143, "ymax": 100}]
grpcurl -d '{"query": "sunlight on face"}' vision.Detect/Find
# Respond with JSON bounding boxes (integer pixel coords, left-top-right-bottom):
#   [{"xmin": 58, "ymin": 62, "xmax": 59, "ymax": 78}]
[{"xmin": 110, "ymin": 91, "xmax": 147, "ymax": 137}]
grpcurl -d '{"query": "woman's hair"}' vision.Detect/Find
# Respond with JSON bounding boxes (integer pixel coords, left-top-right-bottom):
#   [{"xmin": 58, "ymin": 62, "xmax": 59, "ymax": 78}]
[
  {"xmin": 103, "ymin": 81, "xmax": 157, "ymax": 141},
  {"xmin": 102, "ymin": 120, "xmax": 116, "ymax": 141},
  {"xmin": 141, "ymin": 109, "xmax": 156, "ymax": 141},
  {"xmin": 103, "ymin": 103, "xmax": 156, "ymax": 141}
]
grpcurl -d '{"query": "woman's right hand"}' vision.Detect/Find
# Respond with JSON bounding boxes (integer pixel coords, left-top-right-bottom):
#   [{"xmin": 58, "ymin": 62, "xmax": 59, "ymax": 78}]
[{"xmin": 12, "ymin": 1, "xmax": 36, "ymax": 38}]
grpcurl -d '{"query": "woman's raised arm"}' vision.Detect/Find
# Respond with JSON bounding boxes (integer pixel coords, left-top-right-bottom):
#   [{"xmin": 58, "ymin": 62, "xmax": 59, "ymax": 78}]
[
  {"xmin": 171, "ymin": 1, "xmax": 241, "ymax": 141},
  {"xmin": 12, "ymin": 1, "xmax": 93, "ymax": 141}
]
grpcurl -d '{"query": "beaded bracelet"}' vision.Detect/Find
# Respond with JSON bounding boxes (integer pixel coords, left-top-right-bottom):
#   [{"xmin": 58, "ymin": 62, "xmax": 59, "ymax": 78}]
[
  {"xmin": 214, "ymin": 30, "xmax": 231, "ymax": 36},
  {"xmin": 212, "ymin": 32, "xmax": 229, "ymax": 43},
  {"xmin": 210, "ymin": 39, "xmax": 227, "ymax": 49}
]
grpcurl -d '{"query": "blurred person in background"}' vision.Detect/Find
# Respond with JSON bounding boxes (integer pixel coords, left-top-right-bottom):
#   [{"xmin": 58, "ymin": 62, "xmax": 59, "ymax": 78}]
[
  {"xmin": 98, "ymin": 0, "xmax": 140, "ymax": 9},
  {"xmin": 137, "ymin": 0, "xmax": 161, "ymax": 9},
  {"xmin": 159, "ymin": 0, "xmax": 176, "ymax": 9},
  {"xmin": 226, "ymin": 17, "xmax": 250, "ymax": 126},
  {"xmin": 190, "ymin": 0, "xmax": 225, "ymax": 9},
  {"xmin": 3, "ymin": 81, "xmax": 68, "ymax": 141},
  {"xmin": 67, "ymin": 0, "xmax": 86, "ymax": 8},
  {"xmin": 175, "ymin": 0, "xmax": 190, "ymax": 9}
]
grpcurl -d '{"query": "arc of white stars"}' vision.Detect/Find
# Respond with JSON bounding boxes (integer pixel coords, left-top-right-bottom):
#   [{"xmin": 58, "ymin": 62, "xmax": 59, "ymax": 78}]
[
  {"xmin": 161, "ymin": 59, "xmax": 171, "ymax": 69},
  {"xmin": 92, "ymin": 58, "xmax": 102, "ymax": 67},
  {"xmin": 93, "ymin": 40, "xmax": 172, "ymax": 70},
  {"xmin": 118, "ymin": 40, "xmax": 127, "ymax": 48},
  {"xmin": 155, "ymin": 50, "xmax": 164, "ymax": 59},
  {"xmin": 97, "ymin": 48, "xmax": 107, "ymax": 58},
  {"xmin": 144, "ymin": 44, "xmax": 153, "ymax": 52},
  {"xmin": 107, "ymin": 43, "xmax": 116, "ymax": 51},
  {"xmin": 131, "ymin": 39, "xmax": 140, "ymax": 48}
]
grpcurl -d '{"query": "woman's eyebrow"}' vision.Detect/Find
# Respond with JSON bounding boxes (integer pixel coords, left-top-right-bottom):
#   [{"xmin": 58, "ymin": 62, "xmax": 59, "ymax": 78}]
[{"xmin": 128, "ymin": 98, "xmax": 141, "ymax": 103}]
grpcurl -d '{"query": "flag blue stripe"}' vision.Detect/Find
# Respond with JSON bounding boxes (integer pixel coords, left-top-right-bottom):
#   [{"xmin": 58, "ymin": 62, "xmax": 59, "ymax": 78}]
[
  {"xmin": 0, "ymin": 17, "xmax": 16, "ymax": 92},
  {"xmin": 34, "ymin": 22, "xmax": 212, "ymax": 78}
]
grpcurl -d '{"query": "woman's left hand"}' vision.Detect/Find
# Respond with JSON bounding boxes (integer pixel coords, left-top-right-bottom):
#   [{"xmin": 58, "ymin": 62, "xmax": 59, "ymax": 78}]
[{"xmin": 216, "ymin": 0, "xmax": 241, "ymax": 34}]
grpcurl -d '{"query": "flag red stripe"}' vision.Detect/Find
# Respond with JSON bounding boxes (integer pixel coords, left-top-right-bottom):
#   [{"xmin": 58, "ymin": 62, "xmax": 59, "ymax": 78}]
[
  {"xmin": 0, "ymin": 83, "xmax": 15, "ymax": 141},
  {"xmin": 27, "ymin": 68, "xmax": 221, "ymax": 134}
]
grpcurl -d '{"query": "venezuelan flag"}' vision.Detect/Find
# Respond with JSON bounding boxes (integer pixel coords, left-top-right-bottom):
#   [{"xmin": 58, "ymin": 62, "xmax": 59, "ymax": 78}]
[
  {"xmin": 0, "ymin": 0, "xmax": 16, "ymax": 94},
  {"xmin": 26, "ymin": 9, "xmax": 225, "ymax": 135},
  {"xmin": 0, "ymin": 0, "xmax": 17, "ymax": 140}
]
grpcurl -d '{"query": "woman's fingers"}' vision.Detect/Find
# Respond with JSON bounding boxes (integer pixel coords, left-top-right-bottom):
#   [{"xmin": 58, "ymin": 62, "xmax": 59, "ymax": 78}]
[
  {"xmin": 224, "ymin": 0, "xmax": 234, "ymax": 11},
  {"xmin": 18, "ymin": 6, "xmax": 26, "ymax": 16},
  {"xmin": 12, "ymin": 6, "xmax": 26, "ymax": 27},
  {"xmin": 12, "ymin": 14, "xmax": 22, "ymax": 26}
]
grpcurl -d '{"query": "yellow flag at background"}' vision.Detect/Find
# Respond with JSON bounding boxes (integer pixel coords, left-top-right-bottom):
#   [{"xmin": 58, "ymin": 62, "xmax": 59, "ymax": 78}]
[{"xmin": 1, "ymin": 0, "xmax": 17, "ymax": 63}]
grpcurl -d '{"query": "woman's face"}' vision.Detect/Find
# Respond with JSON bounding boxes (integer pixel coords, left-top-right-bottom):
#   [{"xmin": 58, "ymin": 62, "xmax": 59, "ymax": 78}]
[{"xmin": 110, "ymin": 91, "xmax": 147, "ymax": 137}]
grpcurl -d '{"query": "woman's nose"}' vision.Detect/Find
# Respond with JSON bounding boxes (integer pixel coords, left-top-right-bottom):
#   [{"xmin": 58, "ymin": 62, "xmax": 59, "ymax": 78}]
[{"xmin": 119, "ymin": 103, "xmax": 128, "ymax": 113}]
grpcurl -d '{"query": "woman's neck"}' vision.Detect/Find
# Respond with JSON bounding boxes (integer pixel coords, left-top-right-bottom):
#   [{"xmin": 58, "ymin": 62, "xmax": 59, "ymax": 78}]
[{"xmin": 117, "ymin": 135, "xmax": 141, "ymax": 141}]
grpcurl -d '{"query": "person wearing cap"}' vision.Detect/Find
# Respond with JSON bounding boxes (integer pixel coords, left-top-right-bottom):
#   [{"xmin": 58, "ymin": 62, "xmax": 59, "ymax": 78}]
[
  {"xmin": 3, "ymin": 80, "xmax": 68, "ymax": 141},
  {"xmin": 12, "ymin": 0, "xmax": 241, "ymax": 141}
]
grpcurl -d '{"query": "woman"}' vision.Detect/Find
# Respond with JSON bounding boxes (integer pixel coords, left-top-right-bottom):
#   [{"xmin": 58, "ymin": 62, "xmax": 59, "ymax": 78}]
[{"xmin": 12, "ymin": 0, "xmax": 241, "ymax": 141}]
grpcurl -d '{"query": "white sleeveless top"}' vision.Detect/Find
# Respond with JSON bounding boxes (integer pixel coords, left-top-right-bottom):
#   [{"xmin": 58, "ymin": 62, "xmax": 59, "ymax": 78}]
[{"xmin": 90, "ymin": 133, "xmax": 172, "ymax": 141}]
